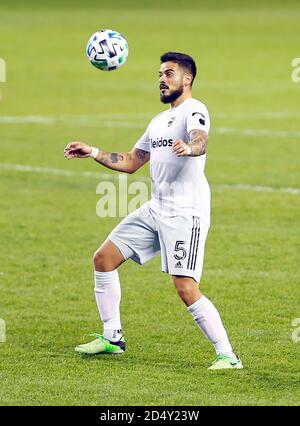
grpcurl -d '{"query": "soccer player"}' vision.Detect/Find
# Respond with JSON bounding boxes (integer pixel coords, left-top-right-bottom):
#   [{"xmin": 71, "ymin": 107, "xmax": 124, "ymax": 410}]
[{"xmin": 64, "ymin": 52, "xmax": 243, "ymax": 369}]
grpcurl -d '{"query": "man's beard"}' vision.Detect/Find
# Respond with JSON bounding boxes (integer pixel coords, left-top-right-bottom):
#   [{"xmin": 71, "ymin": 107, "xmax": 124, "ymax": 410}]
[{"xmin": 160, "ymin": 86, "xmax": 183, "ymax": 104}]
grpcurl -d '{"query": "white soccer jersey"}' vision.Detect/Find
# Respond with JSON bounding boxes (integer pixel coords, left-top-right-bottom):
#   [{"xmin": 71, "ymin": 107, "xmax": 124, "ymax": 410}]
[{"xmin": 134, "ymin": 97, "xmax": 211, "ymax": 226}]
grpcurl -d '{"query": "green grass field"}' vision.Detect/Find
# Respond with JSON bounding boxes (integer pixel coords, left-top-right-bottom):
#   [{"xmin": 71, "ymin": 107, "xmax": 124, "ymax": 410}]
[{"xmin": 0, "ymin": 0, "xmax": 300, "ymax": 406}]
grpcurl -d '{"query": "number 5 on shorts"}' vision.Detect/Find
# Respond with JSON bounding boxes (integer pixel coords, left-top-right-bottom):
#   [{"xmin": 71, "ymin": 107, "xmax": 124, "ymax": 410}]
[{"xmin": 174, "ymin": 241, "xmax": 187, "ymax": 260}]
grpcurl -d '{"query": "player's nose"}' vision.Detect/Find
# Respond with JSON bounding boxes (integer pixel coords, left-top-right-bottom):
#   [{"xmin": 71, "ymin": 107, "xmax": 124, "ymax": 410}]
[{"xmin": 159, "ymin": 79, "xmax": 168, "ymax": 89}]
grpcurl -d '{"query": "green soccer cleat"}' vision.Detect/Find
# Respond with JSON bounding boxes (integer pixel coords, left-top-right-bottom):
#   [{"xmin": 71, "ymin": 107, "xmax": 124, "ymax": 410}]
[
  {"xmin": 75, "ymin": 333, "xmax": 125, "ymax": 355},
  {"xmin": 208, "ymin": 354, "xmax": 243, "ymax": 370}
]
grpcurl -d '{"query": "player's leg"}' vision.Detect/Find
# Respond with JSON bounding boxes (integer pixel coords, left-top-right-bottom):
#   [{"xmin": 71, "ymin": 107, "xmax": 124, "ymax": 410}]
[
  {"xmin": 93, "ymin": 239, "xmax": 126, "ymax": 343},
  {"xmin": 158, "ymin": 214, "xmax": 243, "ymax": 369},
  {"xmin": 75, "ymin": 239, "xmax": 126, "ymax": 355},
  {"xmin": 172, "ymin": 275, "xmax": 203, "ymax": 306},
  {"xmin": 94, "ymin": 238, "xmax": 126, "ymax": 271},
  {"xmin": 172, "ymin": 275, "xmax": 242, "ymax": 369},
  {"xmin": 75, "ymin": 203, "xmax": 160, "ymax": 356}
]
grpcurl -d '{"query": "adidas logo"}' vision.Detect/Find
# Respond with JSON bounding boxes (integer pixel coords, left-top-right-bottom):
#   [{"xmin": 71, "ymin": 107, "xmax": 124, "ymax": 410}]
[
  {"xmin": 175, "ymin": 261, "xmax": 183, "ymax": 268},
  {"xmin": 112, "ymin": 329, "xmax": 122, "ymax": 339}
]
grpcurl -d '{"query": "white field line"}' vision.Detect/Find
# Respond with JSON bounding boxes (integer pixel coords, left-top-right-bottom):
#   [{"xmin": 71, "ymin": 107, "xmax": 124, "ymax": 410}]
[
  {"xmin": 0, "ymin": 162, "xmax": 299, "ymax": 195},
  {"xmin": 214, "ymin": 112, "xmax": 300, "ymax": 119},
  {"xmin": 1, "ymin": 111, "xmax": 300, "ymax": 121},
  {"xmin": 214, "ymin": 183, "xmax": 300, "ymax": 195},
  {"xmin": 0, "ymin": 114, "xmax": 300, "ymax": 138},
  {"xmin": 0, "ymin": 116, "xmax": 145, "ymax": 128},
  {"xmin": 0, "ymin": 111, "xmax": 300, "ymax": 124},
  {"xmin": 215, "ymin": 127, "xmax": 300, "ymax": 138},
  {"xmin": 0, "ymin": 163, "xmax": 149, "ymax": 183},
  {"xmin": 0, "ymin": 111, "xmax": 300, "ymax": 123}
]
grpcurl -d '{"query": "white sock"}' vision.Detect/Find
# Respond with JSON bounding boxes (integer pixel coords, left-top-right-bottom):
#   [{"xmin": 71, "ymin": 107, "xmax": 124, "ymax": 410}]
[
  {"xmin": 188, "ymin": 296, "xmax": 236, "ymax": 358},
  {"xmin": 94, "ymin": 270, "xmax": 123, "ymax": 342}
]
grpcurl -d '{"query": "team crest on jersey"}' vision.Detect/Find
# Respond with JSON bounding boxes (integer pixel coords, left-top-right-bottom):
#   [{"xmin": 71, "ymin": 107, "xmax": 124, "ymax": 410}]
[{"xmin": 167, "ymin": 116, "xmax": 176, "ymax": 127}]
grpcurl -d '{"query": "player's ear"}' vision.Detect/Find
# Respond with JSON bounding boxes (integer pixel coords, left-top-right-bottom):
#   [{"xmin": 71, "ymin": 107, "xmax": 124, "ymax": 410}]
[{"xmin": 184, "ymin": 73, "xmax": 193, "ymax": 87}]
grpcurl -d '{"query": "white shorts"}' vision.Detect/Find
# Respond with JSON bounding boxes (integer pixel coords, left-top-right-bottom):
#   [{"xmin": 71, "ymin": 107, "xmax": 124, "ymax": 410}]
[{"xmin": 108, "ymin": 202, "xmax": 209, "ymax": 282}]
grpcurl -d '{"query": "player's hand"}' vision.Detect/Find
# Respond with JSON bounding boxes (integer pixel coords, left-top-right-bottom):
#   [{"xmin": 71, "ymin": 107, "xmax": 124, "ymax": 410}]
[
  {"xmin": 64, "ymin": 142, "xmax": 92, "ymax": 159},
  {"xmin": 172, "ymin": 140, "xmax": 191, "ymax": 157}
]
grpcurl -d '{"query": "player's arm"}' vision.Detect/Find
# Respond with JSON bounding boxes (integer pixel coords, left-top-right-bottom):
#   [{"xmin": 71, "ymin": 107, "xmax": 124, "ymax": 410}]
[
  {"xmin": 96, "ymin": 146, "xmax": 150, "ymax": 173},
  {"xmin": 172, "ymin": 129, "xmax": 208, "ymax": 157},
  {"xmin": 64, "ymin": 142, "xmax": 150, "ymax": 174}
]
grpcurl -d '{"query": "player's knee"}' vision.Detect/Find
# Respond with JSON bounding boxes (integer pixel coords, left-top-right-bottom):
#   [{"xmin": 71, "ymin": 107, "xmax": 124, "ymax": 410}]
[
  {"xmin": 173, "ymin": 277, "xmax": 201, "ymax": 306},
  {"xmin": 93, "ymin": 249, "xmax": 111, "ymax": 271},
  {"xmin": 175, "ymin": 284, "xmax": 190, "ymax": 301}
]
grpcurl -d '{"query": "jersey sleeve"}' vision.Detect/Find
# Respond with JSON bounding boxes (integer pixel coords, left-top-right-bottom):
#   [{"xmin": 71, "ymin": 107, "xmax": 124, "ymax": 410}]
[
  {"xmin": 185, "ymin": 100, "xmax": 210, "ymax": 135},
  {"xmin": 133, "ymin": 124, "xmax": 151, "ymax": 152}
]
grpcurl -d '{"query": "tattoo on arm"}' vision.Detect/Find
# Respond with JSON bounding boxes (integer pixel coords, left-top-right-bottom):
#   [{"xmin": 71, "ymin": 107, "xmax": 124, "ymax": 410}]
[
  {"xmin": 110, "ymin": 153, "xmax": 124, "ymax": 163},
  {"xmin": 188, "ymin": 130, "xmax": 208, "ymax": 156},
  {"xmin": 95, "ymin": 148, "xmax": 148, "ymax": 173},
  {"xmin": 96, "ymin": 151, "xmax": 128, "ymax": 170},
  {"xmin": 135, "ymin": 149, "xmax": 148, "ymax": 161}
]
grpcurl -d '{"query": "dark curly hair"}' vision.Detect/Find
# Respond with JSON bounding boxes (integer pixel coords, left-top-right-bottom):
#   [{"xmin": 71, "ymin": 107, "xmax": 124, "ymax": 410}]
[{"xmin": 160, "ymin": 52, "xmax": 197, "ymax": 86}]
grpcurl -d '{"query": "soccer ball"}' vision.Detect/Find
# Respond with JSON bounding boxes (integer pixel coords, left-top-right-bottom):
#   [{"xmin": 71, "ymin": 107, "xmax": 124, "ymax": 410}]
[{"xmin": 86, "ymin": 29, "xmax": 128, "ymax": 71}]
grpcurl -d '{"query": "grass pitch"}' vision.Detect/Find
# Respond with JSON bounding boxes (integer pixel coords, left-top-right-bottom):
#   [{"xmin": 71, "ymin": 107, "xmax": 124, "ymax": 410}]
[{"xmin": 0, "ymin": 0, "xmax": 299, "ymax": 406}]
